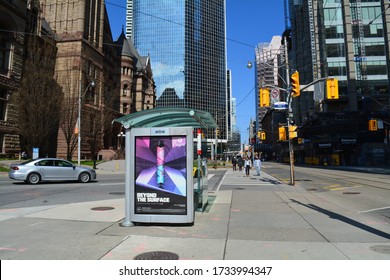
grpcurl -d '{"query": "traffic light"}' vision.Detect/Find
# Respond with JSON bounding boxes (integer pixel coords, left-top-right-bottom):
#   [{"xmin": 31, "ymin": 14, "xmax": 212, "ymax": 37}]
[
  {"xmin": 326, "ymin": 78, "xmax": 339, "ymax": 99},
  {"xmin": 368, "ymin": 119, "xmax": 377, "ymax": 131},
  {"xmin": 216, "ymin": 128, "xmax": 220, "ymax": 136},
  {"xmin": 257, "ymin": 131, "xmax": 266, "ymax": 140},
  {"xmin": 259, "ymin": 88, "xmax": 270, "ymax": 107},
  {"xmin": 290, "ymin": 71, "xmax": 300, "ymax": 97},
  {"xmin": 289, "ymin": 125, "xmax": 298, "ymax": 139},
  {"xmin": 278, "ymin": 126, "xmax": 287, "ymax": 141},
  {"xmin": 258, "ymin": 131, "xmax": 266, "ymax": 140}
]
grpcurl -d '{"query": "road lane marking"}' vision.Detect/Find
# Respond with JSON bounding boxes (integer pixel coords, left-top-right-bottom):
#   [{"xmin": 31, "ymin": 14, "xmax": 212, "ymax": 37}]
[
  {"xmin": 325, "ymin": 185, "xmax": 362, "ymax": 191},
  {"xmin": 99, "ymin": 183, "xmax": 125, "ymax": 186},
  {"xmin": 359, "ymin": 206, "xmax": 390, "ymax": 214}
]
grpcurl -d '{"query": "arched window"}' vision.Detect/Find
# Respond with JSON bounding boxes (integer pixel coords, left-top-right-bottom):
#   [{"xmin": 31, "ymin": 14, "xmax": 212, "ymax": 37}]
[
  {"xmin": 123, "ymin": 84, "xmax": 128, "ymax": 96},
  {"xmin": 122, "ymin": 103, "xmax": 128, "ymax": 114}
]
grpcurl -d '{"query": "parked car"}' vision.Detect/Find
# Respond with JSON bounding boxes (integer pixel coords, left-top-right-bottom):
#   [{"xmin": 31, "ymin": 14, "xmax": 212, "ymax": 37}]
[{"xmin": 9, "ymin": 158, "xmax": 97, "ymax": 184}]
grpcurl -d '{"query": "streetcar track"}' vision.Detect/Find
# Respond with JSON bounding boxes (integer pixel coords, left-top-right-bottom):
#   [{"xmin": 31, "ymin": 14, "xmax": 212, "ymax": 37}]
[{"xmin": 269, "ymin": 165, "xmax": 390, "ymax": 192}]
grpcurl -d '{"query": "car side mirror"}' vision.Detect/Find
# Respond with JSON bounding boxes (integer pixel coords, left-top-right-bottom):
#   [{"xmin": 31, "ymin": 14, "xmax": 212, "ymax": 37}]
[{"xmin": 73, "ymin": 165, "xmax": 76, "ymax": 170}]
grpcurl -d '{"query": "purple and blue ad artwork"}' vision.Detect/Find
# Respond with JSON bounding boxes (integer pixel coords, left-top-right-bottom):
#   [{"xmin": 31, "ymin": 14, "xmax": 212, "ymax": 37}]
[{"xmin": 134, "ymin": 136, "xmax": 188, "ymax": 215}]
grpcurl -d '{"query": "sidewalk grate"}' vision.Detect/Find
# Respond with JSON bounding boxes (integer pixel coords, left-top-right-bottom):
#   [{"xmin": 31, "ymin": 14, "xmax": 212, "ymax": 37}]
[
  {"xmin": 91, "ymin": 206, "xmax": 115, "ymax": 211},
  {"xmin": 109, "ymin": 192, "xmax": 125, "ymax": 195},
  {"xmin": 370, "ymin": 245, "xmax": 390, "ymax": 255},
  {"xmin": 342, "ymin": 192, "xmax": 361, "ymax": 195},
  {"xmin": 134, "ymin": 251, "xmax": 179, "ymax": 260}
]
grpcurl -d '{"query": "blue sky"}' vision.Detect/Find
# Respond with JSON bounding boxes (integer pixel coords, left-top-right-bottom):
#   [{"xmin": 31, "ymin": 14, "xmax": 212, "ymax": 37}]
[{"xmin": 105, "ymin": 0, "xmax": 285, "ymax": 144}]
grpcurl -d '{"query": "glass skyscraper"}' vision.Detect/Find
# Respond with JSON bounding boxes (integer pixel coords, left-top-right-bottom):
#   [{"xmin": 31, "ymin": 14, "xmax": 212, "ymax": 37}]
[
  {"xmin": 127, "ymin": 0, "xmax": 228, "ymax": 140},
  {"xmin": 289, "ymin": 0, "xmax": 390, "ymax": 117}
]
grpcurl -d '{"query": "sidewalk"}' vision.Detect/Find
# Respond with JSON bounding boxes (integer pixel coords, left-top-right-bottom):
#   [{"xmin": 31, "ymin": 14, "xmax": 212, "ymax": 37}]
[
  {"xmin": 100, "ymin": 168, "xmax": 390, "ymax": 260},
  {"xmin": 0, "ymin": 163, "xmax": 389, "ymax": 260}
]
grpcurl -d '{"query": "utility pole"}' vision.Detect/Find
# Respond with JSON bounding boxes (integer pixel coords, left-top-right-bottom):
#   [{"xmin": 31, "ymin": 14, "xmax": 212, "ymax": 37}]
[{"xmin": 284, "ymin": 35, "xmax": 295, "ymax": 186}]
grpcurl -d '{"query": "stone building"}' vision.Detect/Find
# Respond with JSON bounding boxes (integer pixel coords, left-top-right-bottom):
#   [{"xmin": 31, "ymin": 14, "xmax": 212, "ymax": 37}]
[
  {"xmin": 115, "ymin": 30, "xmax": 156, "ymax": 116},
  {"xmin": 40, "ymin": 0, "xmax": 111, "ymax": 160},
  {"xmin": 1, "ymin": 0, "xmax": 156, "ymax": 160},
  {"xmin": 0, "ymin": 0, "xmax": 26, "ymax": 157}
]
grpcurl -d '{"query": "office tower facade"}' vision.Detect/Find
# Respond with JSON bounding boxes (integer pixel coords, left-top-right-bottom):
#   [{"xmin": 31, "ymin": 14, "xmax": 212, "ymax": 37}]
[
  {"xmin": 254, "ymin": 36, "xmax": 283, "ymax": 136},
  {"xmin": 289, "ymin": 0, "xmax": 389, "ymax": 119},
  {"xmin": 287, "ymin": 0, "xmax": 390, "ymax": 166},
  {"xmin": 127, "ymin": 0, "xmax": 228, "ymax": 140},
  {"xmin": 126, "ymin": 0, "xmax": 133, "ymax": 38}
]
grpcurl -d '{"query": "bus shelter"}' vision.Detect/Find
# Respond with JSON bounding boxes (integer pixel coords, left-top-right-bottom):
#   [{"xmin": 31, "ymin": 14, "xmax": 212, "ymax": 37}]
[{"xmin": 114, "ymin": 108, "xmax": 217, "ymax": 226}]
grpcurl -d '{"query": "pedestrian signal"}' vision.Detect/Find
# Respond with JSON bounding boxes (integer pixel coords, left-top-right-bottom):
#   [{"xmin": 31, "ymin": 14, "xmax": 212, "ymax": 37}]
[
  {"xmin": 368, "ymin": 120, "xmax": 377, "ymax": 131},
  {"xmin": 278, "ymin": 126, "xmax": 286, "ymax": 141},
  {"xmin": 289, "ymin": 125, "xmax": 298, "ymax": 139}
]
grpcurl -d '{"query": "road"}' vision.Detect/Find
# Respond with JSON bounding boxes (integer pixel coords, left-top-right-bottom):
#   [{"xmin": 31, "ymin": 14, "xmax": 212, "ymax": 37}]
[
  {"xmin": 263, "ymin": 162, "xmax": 390, "ymax": 225},
  {"xmin": 0, "ymin": 163, "xmax": 389, "ymax": 261},
  {"xmin": 0, "ymin": 164, "xmax": 389, "ymax": 223},
  {"xmin": 0, "ymin": 174, "xmax": 127, "ymax": 209}
]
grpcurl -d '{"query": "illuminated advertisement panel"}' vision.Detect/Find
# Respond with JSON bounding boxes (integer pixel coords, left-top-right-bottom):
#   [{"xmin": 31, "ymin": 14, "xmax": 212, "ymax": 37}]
[{"xmin": 134, "ymin": 135, "xmax": 187, "ymax": 215}]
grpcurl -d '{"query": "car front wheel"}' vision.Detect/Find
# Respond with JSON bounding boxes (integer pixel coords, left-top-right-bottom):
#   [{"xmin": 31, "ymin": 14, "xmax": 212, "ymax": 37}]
[
  {"xmin": 27, "ymin": 172, "xmax": 41, "ymax": 184},
  {"xmin": 78, "ymin": 172, "xmax": 91, "ymax": 183}
]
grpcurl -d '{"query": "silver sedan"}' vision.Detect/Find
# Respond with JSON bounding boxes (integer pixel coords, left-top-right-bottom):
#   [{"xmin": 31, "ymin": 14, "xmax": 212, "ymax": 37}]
[{"xmin": 9, "ymin": 158, "xmax": 97, "ymax": 184}]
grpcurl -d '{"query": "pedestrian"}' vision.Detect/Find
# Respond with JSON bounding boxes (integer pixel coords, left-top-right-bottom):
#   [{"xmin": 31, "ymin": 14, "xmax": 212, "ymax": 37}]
[
  {"xmin": 232, "ymin": 157, "xmax": 237, "ymax": 171},
  {"xmin": 238, "ymin": 156, "xmax": 244, "ymax": 172},
  {"xmin": 254, "ymin": 156, "xmax": 262, "ymax": 176},
  {"xmin": 21, "ymin": 151, "xmax": 28, "ymax": 160},
  {"xmin": 244, "ymin": 156, "xmax": 251, "ymax": 177}
]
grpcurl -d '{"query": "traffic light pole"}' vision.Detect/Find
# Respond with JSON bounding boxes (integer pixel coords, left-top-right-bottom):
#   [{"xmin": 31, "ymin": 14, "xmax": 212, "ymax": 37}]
[
  {"xmin": 284, "ymin": 35, "xmax": 295, "ymax": 186},
  {"xmin": 287, "ymin": 92, "xmax": 295, "ymax": 186}
]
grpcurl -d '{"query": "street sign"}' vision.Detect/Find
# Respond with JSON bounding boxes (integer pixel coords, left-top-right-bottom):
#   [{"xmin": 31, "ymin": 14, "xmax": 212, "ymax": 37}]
[
  {"xmin": 271, "ymin": 88, "xmax": 279, "ymax": 99},
  {"xmin": 32, "ymin": 148, "xmax": 39, "ymax": 159},
  {"xmin": 274, "ymin": 101, "xmax": 288, "ymax": 110}
]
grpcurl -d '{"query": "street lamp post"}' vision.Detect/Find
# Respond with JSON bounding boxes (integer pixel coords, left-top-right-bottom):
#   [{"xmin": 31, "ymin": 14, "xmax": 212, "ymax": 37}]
[
  {"xmin": 78, "ymin": 80, "xmax": 95, "ymax": 166},
  {"xmin": 117, "ymin": 131, "xmax": 125, "ymax": 159}
]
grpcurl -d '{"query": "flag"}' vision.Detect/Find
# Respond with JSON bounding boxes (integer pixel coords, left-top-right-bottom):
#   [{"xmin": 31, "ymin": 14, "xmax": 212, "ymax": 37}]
[{"xmin": 74, "ymin": 118, "xmax": 79, "ymax": 134}]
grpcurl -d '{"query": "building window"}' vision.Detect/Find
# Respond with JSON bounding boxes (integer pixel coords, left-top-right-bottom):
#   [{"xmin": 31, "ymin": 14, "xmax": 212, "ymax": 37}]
[
  {"xmin": 326, "ymin": 43, "xmax": 345, "ymax": 57},
  {"xmin": 0, "ymin": 89, "xmax": 8, "ymax": 120},
  {"xmin": 327, "ymin": 62, "xmax": 347, "ymax": 76},
  {"xmin": 0, "ymin": 37, "xmax": 10, "ymax": 75},
  {"xmin": 0, "ymin": 133, "xmax": 4, "ymax": 154},
  {"xmin": 122, "ymin": 103, "xmax": 128, "ymax": 114},
  {"xmin": 123, "ymin": 84, "xmax": 128, "ymax": 96}
]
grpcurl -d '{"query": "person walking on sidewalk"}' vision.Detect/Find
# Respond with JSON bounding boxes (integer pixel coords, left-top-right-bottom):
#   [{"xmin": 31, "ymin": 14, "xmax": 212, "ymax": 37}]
[
  {"xmin": 232, "ymin": 157, "xmax": 237, "ymax": 171},
  {"xmin": 254, "ymin": 156, "xmax": 262, "ymax": 176},
  {"xmin": 244, "ymin": 156, "xmax": 251, "ymax": 177},
  {"xmin": 238, "ymin": 156, "xmax": 244, "ymax": 172}
]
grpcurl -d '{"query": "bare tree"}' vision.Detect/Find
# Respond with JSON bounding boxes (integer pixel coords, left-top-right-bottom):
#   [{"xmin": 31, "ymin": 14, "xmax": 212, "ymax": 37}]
[
  {"xmin": 56, "ymin": 67, "xmax": 79, "ymax": 161},
  {"xmin": 14, "ymin": 35, "xmax": 63, "ymax": 157},
  {"xmin": 83, "ymin": 77, "xmax": 119, "ymax": 168},
  {"xmin": 85, "ymin": 105, "xmax": 103, "ymax": 168}
]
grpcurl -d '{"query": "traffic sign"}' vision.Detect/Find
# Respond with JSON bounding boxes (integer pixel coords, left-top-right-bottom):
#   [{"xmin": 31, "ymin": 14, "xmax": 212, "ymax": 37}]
[{"xmin": 274, "ymin": 101, "xmax": 288, "ymax": 110}]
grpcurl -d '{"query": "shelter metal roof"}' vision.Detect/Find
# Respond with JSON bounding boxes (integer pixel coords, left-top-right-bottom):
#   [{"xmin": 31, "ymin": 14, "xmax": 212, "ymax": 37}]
[{"xmin": 114, "ymin": 107, "xmax": 218, "ymax": 129}]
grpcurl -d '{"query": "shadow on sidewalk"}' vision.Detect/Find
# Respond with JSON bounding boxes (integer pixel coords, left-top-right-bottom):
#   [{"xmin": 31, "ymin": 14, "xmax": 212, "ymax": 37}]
[
  {"xmin": 291, "ymin": 199, "xmax": 390, "ymax": 240},
  {"xmin": 249, "ymin": 177, "xmax": 283, "ymax": 185}
]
